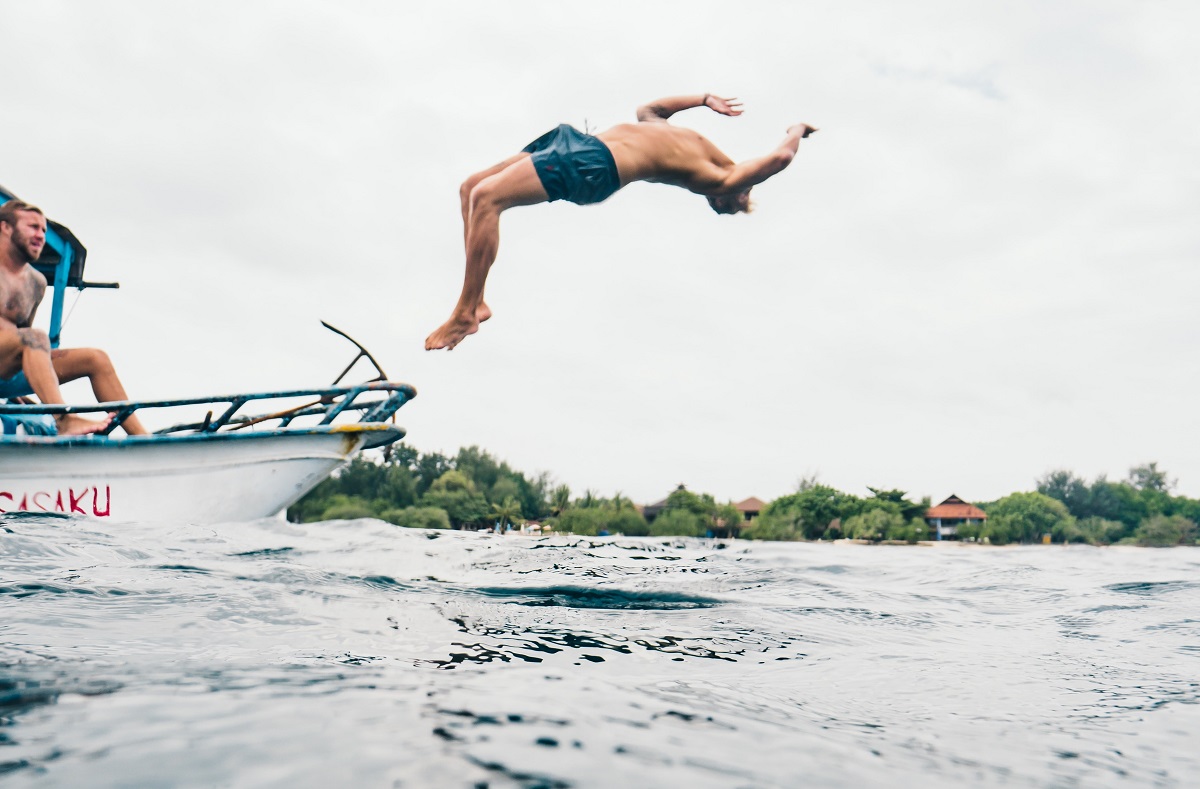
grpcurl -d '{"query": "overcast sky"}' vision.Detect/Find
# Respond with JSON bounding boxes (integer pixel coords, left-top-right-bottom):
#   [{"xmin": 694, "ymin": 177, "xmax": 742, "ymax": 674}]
[{"xmin": 4, "ymin": 1, "xmax": 1198, "ymax": 506}]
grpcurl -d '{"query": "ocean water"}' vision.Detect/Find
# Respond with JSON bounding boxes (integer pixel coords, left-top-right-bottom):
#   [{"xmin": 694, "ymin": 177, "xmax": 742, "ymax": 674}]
[{"xmin": 2, "ymin": 516, "xmax": 1198, "ymax": 788}]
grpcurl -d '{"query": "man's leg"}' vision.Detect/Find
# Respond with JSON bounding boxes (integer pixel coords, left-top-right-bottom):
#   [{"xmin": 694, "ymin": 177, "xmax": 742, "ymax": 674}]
[
  {"xmin": 1, "ymin": 328, "xmax": 112, "ymax": 436},
  {"xmin": 458, "ymin": 152, "xmax": 532, "ymax": 325},
  {"xmin": 426, "ymin": 157, "xmax": 549, "ymax": 350},
  {"xmin": 51, "ymin": 347, "xmax": 148, "ymax": 435}
]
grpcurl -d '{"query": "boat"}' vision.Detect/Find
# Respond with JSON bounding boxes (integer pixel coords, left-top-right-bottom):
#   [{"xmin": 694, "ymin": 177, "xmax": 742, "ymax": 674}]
[{"xmin": 0, "ymin": 186, "xmax": 416, "ymax": 523}]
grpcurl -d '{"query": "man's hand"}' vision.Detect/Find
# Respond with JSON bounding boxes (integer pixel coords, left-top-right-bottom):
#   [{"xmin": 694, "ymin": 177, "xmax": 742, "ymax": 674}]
[
  {"xmin": 788, "ymin": 123, "xmax": 818, "ymax": 138},
  {"xmin": 705, "ymin": 94, "xmax": 744, "ymax": 117}
]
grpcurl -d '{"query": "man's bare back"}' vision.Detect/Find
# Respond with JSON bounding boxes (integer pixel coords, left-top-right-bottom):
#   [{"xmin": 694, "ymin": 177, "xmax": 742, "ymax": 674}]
[
  {"xmin": 597, "ymin": 123, "xmax": 736, "ymax": 192},
  {"xmin": 424, "ymin": 93, "xmax": 817, "ymax": 351}
]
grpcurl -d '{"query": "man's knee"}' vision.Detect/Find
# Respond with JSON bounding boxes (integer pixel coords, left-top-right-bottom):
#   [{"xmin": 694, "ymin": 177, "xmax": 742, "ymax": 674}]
[
  {"xmin": 467, "ymin": 179, "xmax": 506, "ymax": 217},
  {"xmin": 77, "ymin": 347, "xmax": 113, "ymax": 371},
  {"xmin": 461, "ymin": 170, "xmax": 492, "ymax": 201},
  {"xmin": 53, "ymin": 347, "xmax": 114, "ymax": 378}
]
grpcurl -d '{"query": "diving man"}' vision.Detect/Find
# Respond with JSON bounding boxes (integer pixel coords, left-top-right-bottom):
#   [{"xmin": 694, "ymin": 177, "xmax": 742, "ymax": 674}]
[{"xmin": 426, "ymin": 93, "xmax": 817, "ymax": 351}]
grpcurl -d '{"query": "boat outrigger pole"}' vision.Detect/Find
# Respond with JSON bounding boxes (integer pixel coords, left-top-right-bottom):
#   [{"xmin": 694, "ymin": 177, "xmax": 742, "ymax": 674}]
[
  {"xmin": 226, "ymin": 322, "xmax": 394, "ymax": 435},
  {"xmin": 323, "ymin": 320, "xmax": 389, "ymax": 384}
]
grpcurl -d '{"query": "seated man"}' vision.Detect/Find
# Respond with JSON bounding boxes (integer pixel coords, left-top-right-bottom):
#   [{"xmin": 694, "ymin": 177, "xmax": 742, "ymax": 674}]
[
  {"xmin": 426, "ymin": 92, "xmax": 818, "ymax": 350},
  {"xmin": 0, "ymin": 199, "xmax": 146, "ymax": 436}
]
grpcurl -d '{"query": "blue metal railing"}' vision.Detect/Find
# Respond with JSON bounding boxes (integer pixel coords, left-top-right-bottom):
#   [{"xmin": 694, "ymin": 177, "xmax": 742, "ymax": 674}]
[{"xmin": 0, "ymin": 381, "xmax": 416, "ymax": 438}]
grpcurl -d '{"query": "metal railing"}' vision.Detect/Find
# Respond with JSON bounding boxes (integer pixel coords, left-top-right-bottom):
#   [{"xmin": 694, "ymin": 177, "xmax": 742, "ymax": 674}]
[{"xmin": 0, "ymin": 381, "xmax": 416, "ymax": 438}]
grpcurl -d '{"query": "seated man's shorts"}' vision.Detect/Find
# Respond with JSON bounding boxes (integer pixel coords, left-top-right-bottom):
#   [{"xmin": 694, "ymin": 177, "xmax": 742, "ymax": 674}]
[
  {"xmin": 522, "ymin": 124, "xmax": 621, "ymax": 205},
  {"xmin": 1, "ymin": 413, "xmax": 57, "ymax": 436},
  {"xmin": 0, "ymin": 371, "xmax": 33, "ymax": 399},
  {"xmin": 0, "ymin": 371, "xmax": 55, "ymax": 435}
]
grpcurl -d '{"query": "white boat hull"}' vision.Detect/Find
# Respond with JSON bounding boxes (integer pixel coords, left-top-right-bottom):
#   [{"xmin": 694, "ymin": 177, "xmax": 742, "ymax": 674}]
[{"xmin": 0, "ymin": 429, "xmax": 373, "ymax": 524}]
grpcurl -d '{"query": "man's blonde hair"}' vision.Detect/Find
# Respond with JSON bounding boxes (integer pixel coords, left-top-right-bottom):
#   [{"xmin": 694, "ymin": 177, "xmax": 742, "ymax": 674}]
[
  {"xmin": 706, "ymin": 192, "xmax": 754, "ymax": 215},
  {"xmin": 0, "ymin": 199, "xmax": 44, "ymax": 230}
]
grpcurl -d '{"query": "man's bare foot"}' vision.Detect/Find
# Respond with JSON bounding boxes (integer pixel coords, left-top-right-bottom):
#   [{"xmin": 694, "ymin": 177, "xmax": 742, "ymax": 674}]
[
  {"xmin": 425, "ymin": 313, "xmax": 480, "ymax": 351},
  {"xmin": 55, "ymin": 412, "xmax": 112, "ymax": 436},
  {"xmin": 790, "ymin": 123, "xmax": 818, "ymax": 138},
  {"xmin": 476, "ymin": 301, "xmax": 493, "ymax": 323}
]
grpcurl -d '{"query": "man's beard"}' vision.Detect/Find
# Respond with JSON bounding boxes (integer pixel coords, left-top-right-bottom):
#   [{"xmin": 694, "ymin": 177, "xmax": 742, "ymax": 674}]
[{"xmin": 13, "ymin": 232, "xmax": 43, "ymax": 263}]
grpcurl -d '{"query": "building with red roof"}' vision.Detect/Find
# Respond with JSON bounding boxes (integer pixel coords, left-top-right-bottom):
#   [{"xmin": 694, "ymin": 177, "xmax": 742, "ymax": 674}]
[
  {"xmin": 734, "ymin": 496, "xmax": 767, "ymax": 522},
  {"xmin": 924, "ymin": 495, "xmax": 987, "ymax": 540}
]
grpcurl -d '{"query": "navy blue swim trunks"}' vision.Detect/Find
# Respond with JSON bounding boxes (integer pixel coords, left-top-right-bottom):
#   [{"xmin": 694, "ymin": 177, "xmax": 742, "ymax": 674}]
[{"xmin": 522, "ymin": 124, "xmax": 621, "ymax": 205}]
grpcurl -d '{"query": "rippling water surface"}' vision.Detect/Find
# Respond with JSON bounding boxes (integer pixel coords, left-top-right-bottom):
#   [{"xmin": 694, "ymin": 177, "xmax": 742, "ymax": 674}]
[{"xmin": 3, "ymin": 516, "xmax": 1198, "ymax": 787}]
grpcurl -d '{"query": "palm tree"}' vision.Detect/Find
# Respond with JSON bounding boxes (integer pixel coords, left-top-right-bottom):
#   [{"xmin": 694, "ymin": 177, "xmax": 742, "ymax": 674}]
[
  {"xmin": 490, "ymin": 496, "xmax": 524, "ymax": 533},
  {"xmin": 550, "ymin": 484, "xmax": 571, "ymax": 517}
]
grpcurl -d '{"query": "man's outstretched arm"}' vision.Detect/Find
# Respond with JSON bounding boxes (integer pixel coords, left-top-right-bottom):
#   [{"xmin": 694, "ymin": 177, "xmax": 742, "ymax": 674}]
[
  {"xmin": 718, "ymin": 124, "xmax": 818, "ymax": 192},
  {"xmin": 636, "ymin": 93, "xmax": 743, "ymax": 123}
]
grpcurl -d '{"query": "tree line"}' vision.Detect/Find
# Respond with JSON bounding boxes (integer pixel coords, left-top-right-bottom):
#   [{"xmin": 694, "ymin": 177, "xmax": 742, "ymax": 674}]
[{"xmin": 288, "ymin": 447, "xmax": 1199, "ymax": 546}]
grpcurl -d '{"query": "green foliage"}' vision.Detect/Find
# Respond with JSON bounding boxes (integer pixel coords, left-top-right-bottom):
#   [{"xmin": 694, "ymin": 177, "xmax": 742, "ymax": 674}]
[
  {"xmin": 415, "ymin": 452, "xmax": 452, "ymax": 496},
  {"xmin": 1129, "ymin": 514, "xmax": 1197, "ymax": 547},
  {"xmin": 648, "ymin": 509, "xmax": 705, "ymax": 537},
  {"xmin": 714, "ymin": 503, "xmax": 743, "ymax": 532},
  {"xmin": 556, "ymin": 506, "xmax": 649, "ymax": 537},
  {"xmin": 647, "ymin": 486, "xmax": 745, "ymax": 537},
  {"xmin": 550, "ymin": 484, "xmax": 571, "ymax": 517},
  {"xmin": 843, "ymin": 508, "xmax": 905, "ymax": 542},
  {"xmin": 1036, "ymin": 470, "xmax": 1092, "ymax": 517},
  {"xmin": 333, "ymin": 455, "xmax": 418, "ymax": 506},
  {"xmin": 420, "ymin": 470, "xmax": 489, "ymax": 528},
  {"xmin": 980, "ymin": 492, "xmax": 1074, "ymax": 545},
  {"xmin": 290, "ymin": 446, "xmax": 1200, "ymax": 549},
  {"xmin": 610, "ymin": 508, "xmax": 651, "ymax": 536},
  {"xmin": 490, "ymin": 477, "xmax": 522, "ymax": 508},
  {"xmin": 955, "ymin": 519, "xmax": 984, "ymax": 542},
  {"xmin": 555, "ymin": 508, "xmax": 605, "ymax": 536},
  {"xmin": 662, "ymin": 487, "xmax": 717, "ymax": 535},
  {"xmin": 1036, "ymin": 463, "xmax": 1199, "ymax": 541},
  {"xmin": 892, "ymin": 517, "xmax": 930, "ymax": 543},
  {"xmin": 1074, "ymin": 517, "xmax": 1126, "ymax": 545},
  {"xmin": 665, "ymin": 487, "xmax": 717, "ymax": 518},
  {"xmin": 489, "ymin": 496, "xmax": 525, "ymax": 530},
  {"xmin": 381, "ymin": 506, "xmax": 451, "ymax": 530},
  {"xmin": 450, "ymin": 446, "xmax": 552, "ymax": 520},
  {"xmin": 1128, "ymin": 462, "xmax": 1174, "ymax": 493},
  {"xmin": 865, "ymin": 487, "xmax": 929, "ymax": 521},
  {"xmin": 290, "ymin": 444, "xmax": 421, "ymax": 522},
  {"xmin": 740, "ymin": 516, "xmax": 801, "ymax": 541},
  {"xmin": 1171, "ymin": 495, "xmax": 1200, "ymax": 525},
  {"xmin": 287, "ymin": 476, "xmax": 341, "ymax": 522},
  {"xmin": 1030, "ymin": 467, "xmax": 1200, "ymax": 545},
  {"xmin": 318, "ymin": 495, "xmax": 379, "ymax": 521},
  {"xmin": 760, "ymin": 485, "xmax": 863, "ymax": 540}
]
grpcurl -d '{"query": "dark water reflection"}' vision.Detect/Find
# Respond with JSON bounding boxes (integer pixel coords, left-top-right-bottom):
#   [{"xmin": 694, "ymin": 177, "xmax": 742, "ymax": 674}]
[{"xmin": 2, "ymin": 516, "xmax": 1199, "ymax": 787}]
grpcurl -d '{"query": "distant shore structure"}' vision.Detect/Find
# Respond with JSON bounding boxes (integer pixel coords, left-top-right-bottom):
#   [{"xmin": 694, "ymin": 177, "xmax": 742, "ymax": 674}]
[
  {"xmin": 925, "ymin": 495, "xmax": 988, "ymax": 540},
  {"xmin": 735, "ymin": 496, "xmax": 767, "ymax": 522}
]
